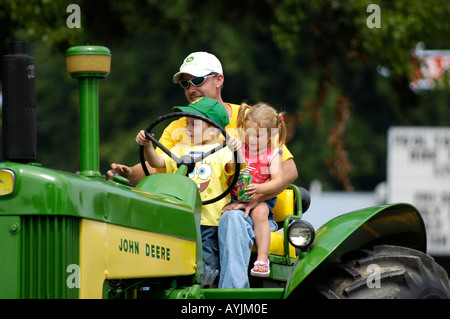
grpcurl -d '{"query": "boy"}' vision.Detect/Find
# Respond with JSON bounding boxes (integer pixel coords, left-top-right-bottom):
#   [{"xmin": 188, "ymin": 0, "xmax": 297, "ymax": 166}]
[{"xmin": 136, "ymin": 97, "xmax": 242, "ymax": 285}]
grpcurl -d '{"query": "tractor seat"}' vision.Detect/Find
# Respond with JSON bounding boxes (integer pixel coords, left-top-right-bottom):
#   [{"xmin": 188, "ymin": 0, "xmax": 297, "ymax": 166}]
[
  {"xmin": 267, "ymin": 231, "xmax": 296, "ymax": 257},
  {"xmin": 252, "ymin": 185, "xmax": 310, "ymax": 257}
]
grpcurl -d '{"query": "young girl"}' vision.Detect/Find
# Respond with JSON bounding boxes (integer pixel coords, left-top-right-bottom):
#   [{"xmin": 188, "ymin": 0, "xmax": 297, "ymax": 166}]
[{"xmin": 226, "ymin": 102, "xmax": 287, "ymax": 277}]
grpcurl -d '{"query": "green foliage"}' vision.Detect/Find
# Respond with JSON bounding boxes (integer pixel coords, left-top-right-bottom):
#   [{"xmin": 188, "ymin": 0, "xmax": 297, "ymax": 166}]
[
  {"xmin": 1, "ymin": 0, "xmax": 449, "ymax": 190},
  {"xmin": 33, "ymin": 42, "xmax": 79, "ymax": 172},
  {"xmin": 0, "ymin": 0, "xmax": 84, "ymax": 55}
]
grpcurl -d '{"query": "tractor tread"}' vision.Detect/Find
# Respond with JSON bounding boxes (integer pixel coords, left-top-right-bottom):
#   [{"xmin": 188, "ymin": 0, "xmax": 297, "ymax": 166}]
[{"xmin": 314, "ymin": 245, "xmax": 450, "ymax": 299}]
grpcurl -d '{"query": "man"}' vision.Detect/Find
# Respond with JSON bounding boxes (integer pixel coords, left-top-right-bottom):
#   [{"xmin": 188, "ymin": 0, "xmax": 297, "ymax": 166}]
[{"xmin": 107, "ymin": 51, "xmax": 298, "ymax": 288}]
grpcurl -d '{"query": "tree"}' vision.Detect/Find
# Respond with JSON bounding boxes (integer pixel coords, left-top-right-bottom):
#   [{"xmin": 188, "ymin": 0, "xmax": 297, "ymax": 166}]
[
  {"xmin": 1, "ymin": 0, "xmax": 449, "ymax": 190},
  {"xmin": 269, "ymin": 0, "xmax": 450, "ymax": 190}
]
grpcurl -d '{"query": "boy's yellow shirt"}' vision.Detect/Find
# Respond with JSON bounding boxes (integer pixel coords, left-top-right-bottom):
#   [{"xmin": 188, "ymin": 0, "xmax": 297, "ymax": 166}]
[
  {"xmin": 161, "ymin": 142, "xmax": 234, "ymax": 226},
  {"xmin": 157, "ymin": 103, "xmax": 293, "ymax": 161}
]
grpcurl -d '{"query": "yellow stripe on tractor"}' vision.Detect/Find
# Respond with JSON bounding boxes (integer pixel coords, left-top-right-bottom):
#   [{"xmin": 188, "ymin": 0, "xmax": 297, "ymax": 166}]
[{"xmin": 79, "ymin": 219, "xmax": 197, "ymax": 298}]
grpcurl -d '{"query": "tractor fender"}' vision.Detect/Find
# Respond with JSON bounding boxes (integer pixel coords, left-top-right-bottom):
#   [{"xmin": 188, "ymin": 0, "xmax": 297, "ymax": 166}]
[{"xmin": 283, "ymin": 203, "xmax": 426, "ymax": 298}]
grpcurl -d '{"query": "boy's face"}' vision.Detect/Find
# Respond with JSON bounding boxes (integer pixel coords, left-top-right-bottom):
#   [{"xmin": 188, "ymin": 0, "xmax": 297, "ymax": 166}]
[{"xmin": 185, "ymin": 117, "xmax": 217, "ymax": 145}]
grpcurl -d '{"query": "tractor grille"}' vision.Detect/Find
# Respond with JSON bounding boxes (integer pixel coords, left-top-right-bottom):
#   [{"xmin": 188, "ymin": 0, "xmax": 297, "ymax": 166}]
[{"xmin": 20, "ymin": 215, "xmax": 80, "ymax": 299}]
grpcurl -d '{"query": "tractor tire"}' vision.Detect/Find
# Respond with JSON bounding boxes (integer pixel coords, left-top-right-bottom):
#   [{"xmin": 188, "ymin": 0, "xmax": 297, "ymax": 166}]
[{"xmin": 315, "ymin": 245, "xmax": 450, "ymax": 299}]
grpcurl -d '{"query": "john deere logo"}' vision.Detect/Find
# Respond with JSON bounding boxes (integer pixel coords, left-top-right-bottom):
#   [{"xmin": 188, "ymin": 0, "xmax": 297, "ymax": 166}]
[{"xmin": 186, "ymin": 56, "xmax": 194, "ymax": 63}]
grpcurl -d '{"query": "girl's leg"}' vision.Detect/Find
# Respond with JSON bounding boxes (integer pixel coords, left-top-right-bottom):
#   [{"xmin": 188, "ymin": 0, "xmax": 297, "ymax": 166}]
[{"xmin": 250, "ymin": 203, "xmax": 271, "ymax": 273}]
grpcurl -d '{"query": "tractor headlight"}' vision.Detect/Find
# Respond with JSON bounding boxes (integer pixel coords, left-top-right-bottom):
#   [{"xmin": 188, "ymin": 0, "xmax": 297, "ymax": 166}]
[
  {"xmin": 287, "ymin": 220, "xmax": 315, "ymax": 249},
  {"xmin": 0, "ymin": 169, "xmax": 15, "ymax": 196}
]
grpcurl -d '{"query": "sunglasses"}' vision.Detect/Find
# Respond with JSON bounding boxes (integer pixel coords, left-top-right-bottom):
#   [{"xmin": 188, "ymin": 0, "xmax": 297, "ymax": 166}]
[{"xmin": 179, "ymin": 74, "xmax": 217, "ymax": 89}]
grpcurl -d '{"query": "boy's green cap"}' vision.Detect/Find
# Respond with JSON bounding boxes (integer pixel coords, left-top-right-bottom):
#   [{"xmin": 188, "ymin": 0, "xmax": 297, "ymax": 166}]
[{"xmin": 172, "ymin": 97, "xmax": 230, "ymax": 128}]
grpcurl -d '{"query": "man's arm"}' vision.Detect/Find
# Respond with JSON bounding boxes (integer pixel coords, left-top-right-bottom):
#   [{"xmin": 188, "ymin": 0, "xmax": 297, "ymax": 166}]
[
  {"xmin": 107, "ymin": 119, "xmax": 186, "ymax": 185},
  {"xmin": 107, "ymin": 162, "xmax": 153, "ymax": 186}
]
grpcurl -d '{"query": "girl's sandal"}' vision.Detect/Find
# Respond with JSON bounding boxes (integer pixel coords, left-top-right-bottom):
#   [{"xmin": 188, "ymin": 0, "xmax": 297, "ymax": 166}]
[{"xmin": 250, "ymin": 260, "xmax": 270, "ymax": 277}]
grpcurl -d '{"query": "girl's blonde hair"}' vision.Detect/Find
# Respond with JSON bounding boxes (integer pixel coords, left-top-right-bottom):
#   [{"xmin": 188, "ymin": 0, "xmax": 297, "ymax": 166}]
[{"xmin": 237, "ymin": 102, "xmax": 287, "ymax": 146}]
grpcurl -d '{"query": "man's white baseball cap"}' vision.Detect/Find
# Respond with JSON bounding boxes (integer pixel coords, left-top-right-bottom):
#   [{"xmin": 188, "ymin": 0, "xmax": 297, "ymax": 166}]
[{"xmin": 173, "ymin": 52, "xmax": 223, "ymax": 83}]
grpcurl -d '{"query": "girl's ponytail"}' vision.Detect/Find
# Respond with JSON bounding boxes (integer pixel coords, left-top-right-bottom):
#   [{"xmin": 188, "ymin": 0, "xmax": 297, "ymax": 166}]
[{"xmin": 277, "ymin": 111, "xmax": 287, "ymax": 146}]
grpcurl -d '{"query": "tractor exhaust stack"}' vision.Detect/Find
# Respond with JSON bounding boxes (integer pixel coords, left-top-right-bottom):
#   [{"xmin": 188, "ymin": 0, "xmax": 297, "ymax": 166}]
[
  {"xmin": 1, "ymin": 41, "xmax": 37, "ymax": 163},
  {"xmin": 65, "ymin": 45, "xmax": 111, "ymax": 177}
]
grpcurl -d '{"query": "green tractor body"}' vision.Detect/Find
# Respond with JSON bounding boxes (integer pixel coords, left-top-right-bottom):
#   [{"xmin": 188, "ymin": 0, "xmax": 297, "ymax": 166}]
[
  {"xmin": 1, "ymin": 44, "xmax": 448, "ymax": 299},
  {"xmin": 0, "ymin": 161, "xmax": 202, "ymax": 298}
]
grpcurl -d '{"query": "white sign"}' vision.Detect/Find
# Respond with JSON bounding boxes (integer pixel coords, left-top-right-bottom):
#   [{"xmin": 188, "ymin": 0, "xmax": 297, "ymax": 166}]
[{"xmin": 387, "ymin": 127, "xmax": 450, "ymax": 255}]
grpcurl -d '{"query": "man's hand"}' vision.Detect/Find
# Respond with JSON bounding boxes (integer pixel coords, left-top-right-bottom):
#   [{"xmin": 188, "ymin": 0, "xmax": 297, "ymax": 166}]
[
  {"xmin": 222, "ymin": 199, "xmax": 259, "ymax": 218},
  {"xmin": 107, "ymin": 163, "xmax": 133, "ymax": 180}
]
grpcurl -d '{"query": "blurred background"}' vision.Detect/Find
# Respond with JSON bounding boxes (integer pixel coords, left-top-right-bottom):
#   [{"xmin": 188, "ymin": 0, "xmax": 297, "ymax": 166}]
[
  {"xmin": 0, "ymin": 0, "xmax": 449, "ymax": 259},
  {"xmin": 1, "ymin": 0, "xmax": 448, "ymax": 189}
]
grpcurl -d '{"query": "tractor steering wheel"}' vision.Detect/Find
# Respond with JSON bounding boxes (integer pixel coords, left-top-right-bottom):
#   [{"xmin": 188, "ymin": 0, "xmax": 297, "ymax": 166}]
[{"xmin": 139, "ymin": 112, "xmax": 240, "ymax": 205}]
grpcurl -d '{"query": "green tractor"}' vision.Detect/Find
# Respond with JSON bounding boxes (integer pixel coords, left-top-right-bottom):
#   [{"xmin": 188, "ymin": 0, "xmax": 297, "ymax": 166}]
[{"xmin": 1, "ymin": 43, "xmax": 449, "ymax": 299}]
